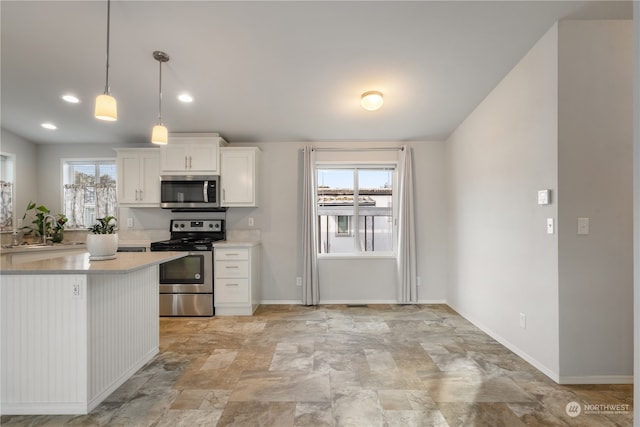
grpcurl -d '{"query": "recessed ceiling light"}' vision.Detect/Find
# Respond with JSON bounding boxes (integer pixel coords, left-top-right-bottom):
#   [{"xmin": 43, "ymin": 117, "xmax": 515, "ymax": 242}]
[
  {"xmin": 62, "ymin": 94, "xmax": 80, "ymax": 103},
  {"xmin": 178, "ymin": 93, "xmax": 193, "ymax": 103},
  {"xmin": 41, "ymin": 123, "xmax": 57, "ymax": 130}
]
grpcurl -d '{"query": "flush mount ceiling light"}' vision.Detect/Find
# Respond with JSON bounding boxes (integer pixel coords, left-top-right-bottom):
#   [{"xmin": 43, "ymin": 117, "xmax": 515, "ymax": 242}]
[
  {"xmin": 41, "ymin": 123, "xmax": 57, "ymax": 130},
  {"xmin": 360, "ymin": 91, "xmax": 384, "ymax": 111},
  {"xmin": 94, "ymin": 0, "xmax": 117, "ymax": 121},
  {"xmin": 151, "ymin": 50, "xmax": 170, "ymax": 145}
]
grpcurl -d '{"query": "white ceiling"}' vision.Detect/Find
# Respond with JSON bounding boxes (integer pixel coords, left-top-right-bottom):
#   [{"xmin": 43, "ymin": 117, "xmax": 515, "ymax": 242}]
[{"xmin": 0, "ymin": 1, "xmax": 632, "ymax": 145}]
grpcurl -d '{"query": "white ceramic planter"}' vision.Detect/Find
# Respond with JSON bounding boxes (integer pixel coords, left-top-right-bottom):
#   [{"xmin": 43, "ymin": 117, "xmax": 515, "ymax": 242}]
[{"xmin": 86, "ymin": 233, "xmax": 118, "ymax": 259}]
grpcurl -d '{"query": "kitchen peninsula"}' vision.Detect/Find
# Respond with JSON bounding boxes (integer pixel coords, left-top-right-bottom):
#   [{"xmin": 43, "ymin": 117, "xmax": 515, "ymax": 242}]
[{"xmin": 0, "ymin": 251, "xmax": 186, "ymax": 415}]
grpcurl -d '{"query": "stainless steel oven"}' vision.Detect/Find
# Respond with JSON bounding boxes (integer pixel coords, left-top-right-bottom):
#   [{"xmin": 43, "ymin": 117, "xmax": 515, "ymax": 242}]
[
  {"xmin": 151, "ymin": 219, "xmax": 225, "ymax": 316},
  {"xmin": 158, "ymin": 251, "xmax": 213, "ymax": 316}
]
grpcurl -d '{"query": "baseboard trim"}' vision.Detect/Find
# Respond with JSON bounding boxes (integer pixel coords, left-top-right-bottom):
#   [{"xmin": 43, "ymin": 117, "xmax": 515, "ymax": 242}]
[
  {"xmin": 259, "ymin": 299, "xmax": 448, "ymax": 305},
  {"xmin": 558, "ymin": 375, "xmax": 634, "ymax": 385}
]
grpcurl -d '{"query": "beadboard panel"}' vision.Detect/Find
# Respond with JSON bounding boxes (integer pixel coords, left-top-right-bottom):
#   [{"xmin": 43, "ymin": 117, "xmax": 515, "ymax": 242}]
[
  {"xmin": 87, "ymin": 267, "xmax": 159, "ymax": 409},
  {"xmin": 1, "ymin": 275, "xmax": 88, "ymax": 414},
  {"xmin": 1, "ymin": 266, "xmax": 160, "ymax": 415}
]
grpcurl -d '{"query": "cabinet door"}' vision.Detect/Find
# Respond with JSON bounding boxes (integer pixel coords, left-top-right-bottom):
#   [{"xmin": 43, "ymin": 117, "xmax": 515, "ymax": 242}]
[
  {"xmin": 140, "ymin": 151, "xmax": 160, "ymax": 203},
  {"xmin": 188, "ymin": 143, "xmax": 219, "ymax": 173},
  {"xmin": 221, "ymin": 149, "xmax": 256, "ymax": 206},
  {"xmin": 160, "ymin": 144, "xmax": 189, "ymax": 172},
  {"xmin": 118, "ymin": 153, "xmax": 142, "ymax": 203}
]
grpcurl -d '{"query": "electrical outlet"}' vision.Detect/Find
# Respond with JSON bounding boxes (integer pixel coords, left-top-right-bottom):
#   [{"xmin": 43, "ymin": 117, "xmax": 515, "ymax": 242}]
[
  {"xmin": 519, "ymin": 313, "xmax": 526, "ymax": 329},
  {"xmin": 72, "ymin": 282, "xmax": 81, "ymax": 299},
  {"xmin": 296, "ymin": 277, "xmax": 302, "ymax": 287},
  {"xmin": 127, "ymin": 217, "xmax": 134, "ymax": 228},
  {"xmin": 248, "ymin": 217, "xmax": 254, "ymax": 227}
]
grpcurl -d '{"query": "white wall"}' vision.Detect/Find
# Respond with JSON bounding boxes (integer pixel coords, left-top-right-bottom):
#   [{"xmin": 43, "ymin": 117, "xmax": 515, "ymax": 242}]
[
  {"xmin": 557, "ymin": 20, "xmax": 634, "ymax": 383},
  {"xmin": 447, "ymin": 20, "xmax": 634, "ymax": 383},
  {"xmin": 633, "ymin": 3, "xmax": 639, "ymax": 423},
  {"xmin": 227, "ymin": 140, "xmax": 448, "ymax": 304},
  {"xmin": 0, "ymin": 129, "xmax": 38, "ymax": 223},
  {"xmin": 446, "ymin": 24, "xmax": 560, "ymax": 378}
]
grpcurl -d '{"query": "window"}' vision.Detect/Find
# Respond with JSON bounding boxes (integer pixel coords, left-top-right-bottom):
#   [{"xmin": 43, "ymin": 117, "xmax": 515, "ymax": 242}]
[
  {"xmin": 317, "ymin": 166, "xmax": 395, "ymax": 255},
  {"xmin": 0, "ymin": 154, "xmax": 15, "ymax": 231},
  {"xmin": 63, "ymin": 159, "xmax": 117, "ymax": 228}
]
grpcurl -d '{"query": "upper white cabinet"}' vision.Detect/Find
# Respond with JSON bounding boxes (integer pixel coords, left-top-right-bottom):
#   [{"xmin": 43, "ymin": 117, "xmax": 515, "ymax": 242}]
[
  {"xmin": 115, "ymin": 148, "xmax": 160, "ymax": 206},
  {"xmin": 220, "ymin": 147, "xmax": 260, "ymax": 207},
  {"xmin": 160, "ymin": 133, "xmax": 228, "ymax": 175}
]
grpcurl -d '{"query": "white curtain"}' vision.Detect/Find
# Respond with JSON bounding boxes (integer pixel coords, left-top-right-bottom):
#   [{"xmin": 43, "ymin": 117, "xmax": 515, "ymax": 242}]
[
  {"xmin": 95, "ymin": 183, "xmax": 117, "ymax": 219},
  {"xmin": 64, "ymin": 183, "xmax": 117, "ymax": 228},
  {"xmin": 0, "ymin": 181, "xmax": 13, "ymax": 230},
  {"xmin": 396, "ymin": 145, "xmax": 418, "ymax": 303},
  {"xmin": 302, "ymin": 146, "xmax": 320, "ymax": 305}
]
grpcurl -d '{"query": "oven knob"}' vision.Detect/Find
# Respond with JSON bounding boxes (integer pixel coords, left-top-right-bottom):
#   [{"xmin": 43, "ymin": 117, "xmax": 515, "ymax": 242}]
[
  {"xmin": 195, "ymin": 274, "xmax": 201, "ymax": 279},
  {"xmin": 173, "ymin": 224, "xmax": 179, "ymax": 228},
  {"xmin": 180, "ymin": 224, "xmax": 184, "ymax": 228}
]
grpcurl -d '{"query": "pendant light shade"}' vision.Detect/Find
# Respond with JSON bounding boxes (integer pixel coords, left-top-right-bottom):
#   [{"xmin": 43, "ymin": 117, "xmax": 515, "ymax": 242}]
[
  {"xmin": 151, "ymin": 51, "xmax": 170, "ymax": 145},
  {"xmin": 151, "ymin": 124, "xmax": 168, "ymax": 145},
  {"xmin": 95, "ymin": 0, "xmax": 117, "ymax": 121},
  {"xmin": 95, "ymin": 94, "xmax": 117, "ymax": 121}
]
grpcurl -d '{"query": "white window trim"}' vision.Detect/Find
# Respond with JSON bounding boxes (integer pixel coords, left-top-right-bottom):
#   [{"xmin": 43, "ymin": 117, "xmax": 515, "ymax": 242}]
[{"xmin": 316, "ymin": 161, "xmax": 398, "ymax": 258}]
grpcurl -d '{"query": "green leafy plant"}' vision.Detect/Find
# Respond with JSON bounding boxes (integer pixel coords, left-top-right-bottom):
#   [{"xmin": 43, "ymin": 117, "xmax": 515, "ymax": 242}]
[
  {"xmin": 88, "ymin": 216, "xmax": 117, "ymax": 234},
  {"xmin": 21, "ymin": 201, "xmax": 68, "ymax": 238}
]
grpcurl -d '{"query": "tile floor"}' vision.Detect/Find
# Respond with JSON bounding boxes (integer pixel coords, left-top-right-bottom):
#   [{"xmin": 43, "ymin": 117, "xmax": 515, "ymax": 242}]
[{"xmin": 1, "ymin": 304, "xmax": 633, "ymax": 426}]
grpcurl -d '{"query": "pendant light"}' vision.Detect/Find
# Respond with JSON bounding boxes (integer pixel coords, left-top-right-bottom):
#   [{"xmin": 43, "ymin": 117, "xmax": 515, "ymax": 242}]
[
  {"xmin": 151, "ymin": 51, "xmax": 170, "ymax": 145},
  {"xmin": 94, "ymin": 0, "xmax": 117, "ymax": 121}
]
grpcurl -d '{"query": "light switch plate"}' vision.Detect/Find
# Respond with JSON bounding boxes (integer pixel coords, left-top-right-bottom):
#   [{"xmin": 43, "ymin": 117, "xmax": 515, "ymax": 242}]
[
  {"xmin": 578, "ymin": 217, "xmax": 589, "ymax": 235},
  {"xmin": 538, "ymin": 190, "xmax": 550, "ymax": 205}
]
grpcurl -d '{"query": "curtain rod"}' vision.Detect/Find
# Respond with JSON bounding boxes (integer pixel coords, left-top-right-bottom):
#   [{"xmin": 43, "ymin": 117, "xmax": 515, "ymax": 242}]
[{"xmin": 311, "ymin": 146, "xmax": 404, "ymax": 152}]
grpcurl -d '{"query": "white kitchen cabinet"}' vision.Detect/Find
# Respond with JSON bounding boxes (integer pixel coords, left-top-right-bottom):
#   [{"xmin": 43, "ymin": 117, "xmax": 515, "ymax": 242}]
[
  {"xmin": 220, "ymin": 147, "xmax": 260, "ymax": 207},
  {"xmin": 214, "ymin": 243, "xmax": 260, "ymax": 315},
  {"xmin": 160, "ymin": 133, "xmax": 228, "ymax": 175},
  {"xmin": 115, "ymin": 148, "xmax": 160, "ymax": 206}
]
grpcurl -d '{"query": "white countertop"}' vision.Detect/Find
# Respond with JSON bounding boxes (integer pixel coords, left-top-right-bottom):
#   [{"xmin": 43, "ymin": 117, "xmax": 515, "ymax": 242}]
[{"xmin": 0, "ymin": 251, "xmax": 186, "ymax": 275}]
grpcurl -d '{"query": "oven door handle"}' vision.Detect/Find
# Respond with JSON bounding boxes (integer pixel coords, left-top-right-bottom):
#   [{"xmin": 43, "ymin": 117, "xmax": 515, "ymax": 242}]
[{"xmin": 203, "ymin": 180, "xmax": 209, "ymax": 203}]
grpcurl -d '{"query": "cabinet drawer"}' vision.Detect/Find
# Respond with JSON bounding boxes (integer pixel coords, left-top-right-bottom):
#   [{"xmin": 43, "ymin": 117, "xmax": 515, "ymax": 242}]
[
  {"xmin": 215, "ymin": 260, "xmax": 249, "ymax": 278},
  {"xmin": 215, "ymin": 248, "xmax": 249, "ymax": 261},
  {"xmin": 216, "ymin": 278, "xmax": 249, "ymax": 303}
]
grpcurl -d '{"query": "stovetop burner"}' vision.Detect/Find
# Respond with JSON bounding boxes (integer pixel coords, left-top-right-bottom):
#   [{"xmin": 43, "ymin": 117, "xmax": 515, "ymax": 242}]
[{"xmin": 150, "ymin": 219, "xmax": 225, "ymax": 251}]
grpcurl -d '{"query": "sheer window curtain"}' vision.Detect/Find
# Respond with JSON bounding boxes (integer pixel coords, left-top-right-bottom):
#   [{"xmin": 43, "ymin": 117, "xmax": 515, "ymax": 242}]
[
  {"xmin": 0, "ymin": 181, "xmax": 13, "ymax": 230},
  {"xmin": 397, "ymin": 145, "xmax": 418, "ymax": 303},
  {"xmin": 64, "ymin": 183, "xmax": 117, "ymax": 228},
  {"xmin": 302, "ymin": 146, "xmax": 320, "ymax": 305}
]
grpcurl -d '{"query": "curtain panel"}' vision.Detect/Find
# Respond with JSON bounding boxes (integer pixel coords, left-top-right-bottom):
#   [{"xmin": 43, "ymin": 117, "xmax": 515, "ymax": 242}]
[
  {"xmin": 301, "ymin": 146, "xmax": 320, "ymax": 305},
  {"xmin": 396, "ymin": 146, "xmax": 418, "ymax": 303}
]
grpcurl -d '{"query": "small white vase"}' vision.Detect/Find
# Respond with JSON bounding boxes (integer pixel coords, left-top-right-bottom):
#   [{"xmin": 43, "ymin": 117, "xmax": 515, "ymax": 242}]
[{"xmin": 86, "ymin": 233, "xmax": 118, "ymax": 259}]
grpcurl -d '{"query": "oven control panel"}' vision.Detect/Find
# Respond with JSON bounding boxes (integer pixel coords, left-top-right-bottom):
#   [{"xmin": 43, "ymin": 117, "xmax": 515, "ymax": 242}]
[{"xmin": 171, "ymin": 219, "xmax": 223, "ymax": 232}]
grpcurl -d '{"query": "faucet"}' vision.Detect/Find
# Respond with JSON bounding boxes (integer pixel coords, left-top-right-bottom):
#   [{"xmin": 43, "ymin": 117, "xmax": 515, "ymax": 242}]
[{"xmin": 42, "ymin": 214, "xmax": 57, "ymax": 245}]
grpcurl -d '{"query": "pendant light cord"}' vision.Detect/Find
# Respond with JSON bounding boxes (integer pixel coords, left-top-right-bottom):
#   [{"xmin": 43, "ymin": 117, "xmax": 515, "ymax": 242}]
[
  {"xmin": 104, "ymin": 0, "xmax": 111, "ymax": 95},
  {"xmin": 157, "ymin": 59, "xmax": 163, "ymax": 124}
]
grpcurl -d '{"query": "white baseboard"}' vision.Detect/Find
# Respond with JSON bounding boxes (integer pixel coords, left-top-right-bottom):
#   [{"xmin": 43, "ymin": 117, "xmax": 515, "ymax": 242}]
[
  {"xmin": 259, "ymin": 299, "xmax": 448, "ymax": 305},
  {"xmin": 559, "ymin": 375, "xmax": 634, "ymax": 385}
]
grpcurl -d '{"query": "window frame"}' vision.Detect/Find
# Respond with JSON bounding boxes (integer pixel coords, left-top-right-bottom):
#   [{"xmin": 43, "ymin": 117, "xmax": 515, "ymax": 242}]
[
  {"xmin": 0, "ymin": 152, "xmax": 16, "ymax": 232},
  {"xmin": 61, "ymin": 157, "xmax": 117, "ymax": 229},
  {"xmin": 316, "ymin": 161, "xmax": 398, "ymax": 258}
]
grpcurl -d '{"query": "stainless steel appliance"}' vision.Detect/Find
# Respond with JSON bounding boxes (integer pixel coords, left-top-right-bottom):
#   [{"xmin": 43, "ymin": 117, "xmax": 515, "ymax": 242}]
[
  {"xmin": 160, "ymin": 175, "xmax": 220, "ymax": 209},
  {"xmin": 150, "ymin": 219, "xmax": 225, "ymax": 316}
]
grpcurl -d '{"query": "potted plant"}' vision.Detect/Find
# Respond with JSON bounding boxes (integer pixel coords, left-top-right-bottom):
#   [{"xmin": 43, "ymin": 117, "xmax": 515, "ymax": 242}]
[
  {"xmin": 86, "ymin": 216, "xmax": 118, "ymax": 260},
  {"xmin": 21, "ymin": 201, "xmax": 68, "ymax": 243}
]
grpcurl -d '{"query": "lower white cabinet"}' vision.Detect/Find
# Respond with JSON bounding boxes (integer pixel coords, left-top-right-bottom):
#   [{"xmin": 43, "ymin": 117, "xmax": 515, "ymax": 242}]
[{"xmin": 214, "ymin": 243, "xmax": 260, "ymax": 315}]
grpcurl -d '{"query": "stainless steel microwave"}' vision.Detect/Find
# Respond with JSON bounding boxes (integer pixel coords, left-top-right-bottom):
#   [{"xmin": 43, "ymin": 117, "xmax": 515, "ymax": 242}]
[{"xmin": 160, "ymin": 176, "xmax": 220, "ymax": 209}]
